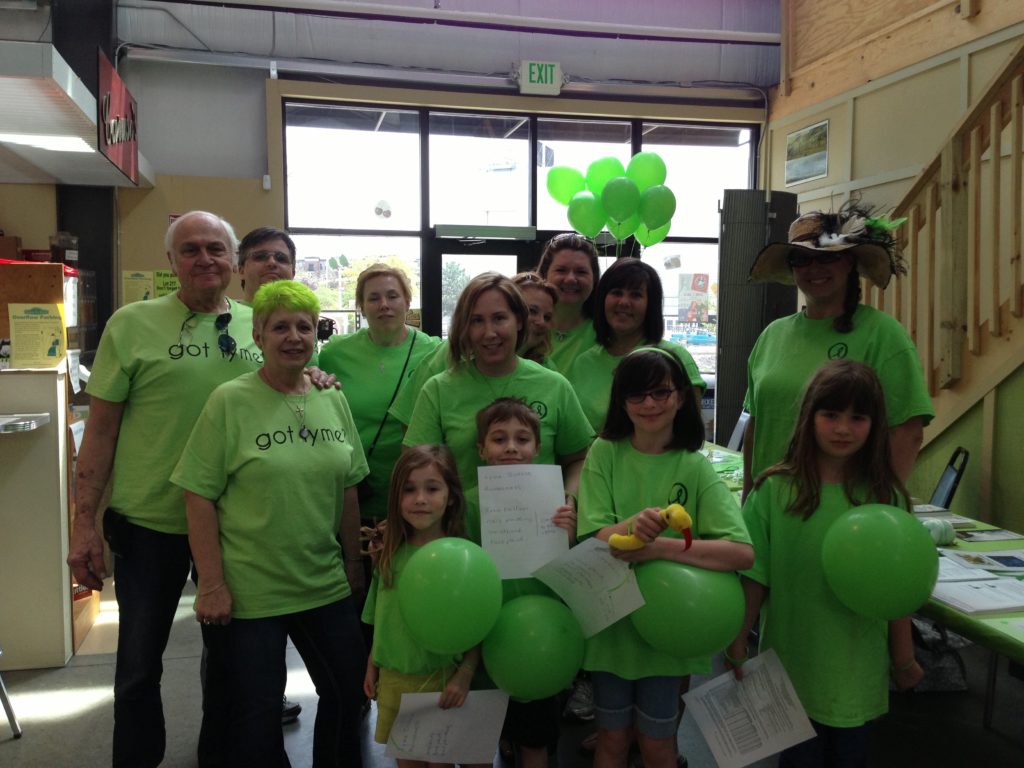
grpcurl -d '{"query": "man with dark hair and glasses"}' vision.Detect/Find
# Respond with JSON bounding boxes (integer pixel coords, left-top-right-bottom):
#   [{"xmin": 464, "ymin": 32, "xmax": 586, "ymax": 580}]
[
  {"xmin": 68, "ymin": 211, "xmax": 301, "ymax": 767},
  {"xmin": 237, "ymin": 226, "xmax": 297, "ymax": 305}
]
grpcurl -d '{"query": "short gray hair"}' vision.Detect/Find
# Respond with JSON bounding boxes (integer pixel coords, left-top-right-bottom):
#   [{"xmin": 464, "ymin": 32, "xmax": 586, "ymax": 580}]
[{"xmin": 164, "ymin": 211, "xmax": 239, "ymax": 265}]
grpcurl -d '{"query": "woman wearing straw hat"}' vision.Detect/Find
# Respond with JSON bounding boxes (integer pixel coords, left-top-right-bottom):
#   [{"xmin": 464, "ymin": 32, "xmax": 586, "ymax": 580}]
[{"xmin": 741, "ymin": 203, "xmax": 934, "ymax": 498}]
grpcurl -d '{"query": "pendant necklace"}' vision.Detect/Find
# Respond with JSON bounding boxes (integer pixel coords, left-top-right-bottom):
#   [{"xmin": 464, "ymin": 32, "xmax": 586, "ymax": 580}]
[{"xmin": 283, "ymin": 390, "xmax": 310, "ymax": 439}]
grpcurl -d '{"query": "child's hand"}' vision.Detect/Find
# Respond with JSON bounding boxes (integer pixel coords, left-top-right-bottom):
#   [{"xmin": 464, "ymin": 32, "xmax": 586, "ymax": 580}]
[
  {"xmin": 724, "ymin": 640, "xmax": 748, "ymax": 681},
  {"xmin": 891, "ymin": 658, "xmax": 924, "ymax": 691},
  {"xmin": 439, "ymin": 668, "xmax": 471, "ymax": 709},
  {"xmin": 632, "ymin": 507, "xmax": 668, "ymax": 543},
  {"xmin": 553, "ymin": 504, "xmax": 577, "ymax": 543},
  {"xmin": 363, "ymin": 660, "xmax": 379, "ymax": 700}
]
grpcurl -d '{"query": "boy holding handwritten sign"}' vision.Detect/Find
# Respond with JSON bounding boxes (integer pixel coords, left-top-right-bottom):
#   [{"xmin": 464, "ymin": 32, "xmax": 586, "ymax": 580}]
[{"xmin": 473, "ymin": 397, "xmax": 578, "ymax": 768}]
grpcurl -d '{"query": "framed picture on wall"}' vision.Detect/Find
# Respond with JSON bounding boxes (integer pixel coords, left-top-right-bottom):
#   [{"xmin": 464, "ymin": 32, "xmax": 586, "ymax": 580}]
[{"xmin": 785, "ymin": 120, "xmax": 828, "ymax": 186}]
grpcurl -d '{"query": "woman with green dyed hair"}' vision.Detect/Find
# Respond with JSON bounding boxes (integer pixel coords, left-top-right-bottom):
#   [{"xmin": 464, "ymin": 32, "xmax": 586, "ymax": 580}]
[{"xmin": 172, "ymin": 279, "xmax": 370, "ymax": 766}]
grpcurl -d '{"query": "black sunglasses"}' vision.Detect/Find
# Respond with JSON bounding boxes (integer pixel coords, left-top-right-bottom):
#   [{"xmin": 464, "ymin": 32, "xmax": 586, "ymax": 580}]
[
  {"xmin": 786, "ymin": 250, "xmax": 846, "ymax": 269},
  {"xmin": 215, "ymin": 312, "xmax": 236, "ymax": 355}
]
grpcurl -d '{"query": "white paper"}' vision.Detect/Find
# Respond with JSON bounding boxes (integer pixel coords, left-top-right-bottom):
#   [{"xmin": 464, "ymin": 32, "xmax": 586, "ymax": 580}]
[
  {"xmin": 937, "ymin": 555, "xmax": 998, "ymax": 582},
  {"xmin": 942, "ymin": 549, "xmax": 1024, "ymax": 573},
  {"xmin": 478, "ymin": 464, "xmax": 568, "ymax": 579},
  {"xmin": 683, "ymin": 649, "xmax": 815, "ymax": 768},
  {"xmin": 532, "ymin": 537, "xmax": 644, "ymax": 637},
  {"xmin": 384, "ymin": 689, "xmax": 508, "ymax": 764},
  {"xmin": 67, "ymin": 349, "xmax": 81, "ymax": 393},
  {"xmin": 956, "ymin": 529, "xmax": 1024, "ymax": 542},
  {"xmin": 69, "ymin": 419, "xmax": 86, "ymax": 454},
  {"xmin": 931, "ymin": 577, "xmax": 1024, "ymax": 614}
]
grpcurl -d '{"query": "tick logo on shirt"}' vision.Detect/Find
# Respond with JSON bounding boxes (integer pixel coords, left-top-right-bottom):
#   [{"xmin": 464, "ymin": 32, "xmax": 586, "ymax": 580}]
[
  {"xmin": 530, "ymin": 400, "xmax": 549, "ymax": 419},
  {"xmin": 827, "ymin": 342, "xmax": 849, "ymax": 360},
  {"xmin": 668, "ymin": 482, "xmax": 688, "ymax": 508}
]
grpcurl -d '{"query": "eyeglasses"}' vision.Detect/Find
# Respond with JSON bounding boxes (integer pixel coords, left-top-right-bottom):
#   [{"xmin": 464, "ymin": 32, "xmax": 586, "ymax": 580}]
[
  {"xmin": 786, "ymin": 250, "xmax": 845, "ymax": 269},
  {"xmin": 625, "ymin": 387, "xmax": 676, "ymax": 405},
  {"xmin": 215, "ymin": 313, "xmax": 236, "ymax": 355},
  {"xmin": 247, "ymin": 250, "xmax": 291, "ymax": 265},
  {"xmin": 177, "ymin": 311, "xmax": 236, "ymax": 355}
]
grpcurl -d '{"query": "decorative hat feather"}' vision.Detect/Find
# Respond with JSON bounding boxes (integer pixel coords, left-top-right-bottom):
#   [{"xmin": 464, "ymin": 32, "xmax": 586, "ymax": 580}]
[{"xmin": 749, "ymin": 201, "xmax": 907, "ymax": 288}]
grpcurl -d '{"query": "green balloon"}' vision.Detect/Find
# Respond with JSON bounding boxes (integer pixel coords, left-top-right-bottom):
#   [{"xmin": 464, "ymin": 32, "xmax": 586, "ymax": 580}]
[
  {"xmin": 627, "ymin": 152, "xmax": 667, "ymax": 191},
  {"xmin": 567, "ymin": 191, "xmax": 607, "ymax": 238},
  {"xmin": 607, "ymin": 214, "xmax": 640, "ymax": 241},
  {"xmin": 546, "ymin": 166, "xmax": 586, "ymax": 206},
  {"xmin": 482, "ymin": 596, "xmax": 584, "ymax": 701},
  {"xmin": 630, "ymin": 561, "xmax": 744, "ymax": 659},
  {"xmin": 821, "ymin": 504, "xmax": 939, "ymax": 620},
  {"xmin": 398, "ymin": 538, "xmax": 502, "ymax": 654},
  {"xmin": 635, "ymin": 221, "xmax": 670, "ymax": 247},
  {"xmin": 585, "ymin": 157, "xmax": 627, "ymax": 197},
  {"xmin": 638, "ymin": 185, "xmax": 677, "ymax": 230},
  {"xmin": 601, "ymin": 176, "xmax": 640, "ymax": 223}
]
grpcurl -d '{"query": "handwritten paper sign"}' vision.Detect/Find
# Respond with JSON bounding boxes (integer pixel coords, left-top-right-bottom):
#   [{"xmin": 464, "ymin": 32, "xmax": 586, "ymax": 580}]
[
  {"xmin": 533, "ymin": 537, "xmax": 643, "ymax": 637},
  {"xmin": 385, "ymin": 689, "xmax": 509, "ymax": 764},
  {"xmin": 478, "ymin": 464, "xmax": 568, "ymax": 579}
]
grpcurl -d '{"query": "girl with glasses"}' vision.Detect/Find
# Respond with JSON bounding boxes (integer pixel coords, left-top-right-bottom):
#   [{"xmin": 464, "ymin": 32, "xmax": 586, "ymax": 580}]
[{"xmin": 577, "ymin": 347, "xmax": 752, "ymax": 768}]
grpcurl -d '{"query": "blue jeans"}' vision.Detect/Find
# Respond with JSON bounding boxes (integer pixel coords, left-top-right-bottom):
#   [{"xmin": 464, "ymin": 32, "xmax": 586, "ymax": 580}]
[
  {"xmin": 105, "ymin": 510, "xmax": 228, "ymax": 768},
  {"xmin": 224, "ymin": 597, "xmax": 366, "ymax": 768}
]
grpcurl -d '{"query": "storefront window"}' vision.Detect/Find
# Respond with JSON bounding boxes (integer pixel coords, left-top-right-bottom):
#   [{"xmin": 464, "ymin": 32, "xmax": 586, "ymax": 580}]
[
  {"xmin": 429, "ymin": 112, "xmax": 530, "ymax": 227},
  {"xmin": 285, "ymin": 103, "xmax": 421, "ymax": 231}
]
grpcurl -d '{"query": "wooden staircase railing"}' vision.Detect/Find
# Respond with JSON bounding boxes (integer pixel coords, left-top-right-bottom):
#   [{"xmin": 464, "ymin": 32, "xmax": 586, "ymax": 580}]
[{"xmin": 867, "ymin": 38, "xmax": 1024, "ymax": 441}]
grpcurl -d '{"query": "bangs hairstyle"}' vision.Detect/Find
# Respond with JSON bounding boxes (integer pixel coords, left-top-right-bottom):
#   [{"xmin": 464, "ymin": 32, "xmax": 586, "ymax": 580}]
[
  {"xmin": 537, "ymin": 233, "xmax": 601, "ymax": 319},
  {"xmin": 756, "ymin": 359, "xmax": 910, "ymax": 519},
  {"xmin": 513, "ymin": 271, "xmax": 558, "ymax": 362},
  {"xmin": 252, "ymin": 280, "xmax": 320, "ymax": 330},
  {"xmin": 355, "ymin": 264, "xmax": 413, "ymax": 312},
  {"xmin": 475, "ymin": 397, "xmax": 542, "ymax": 446},
  {"xmin": 165, "ymin": 211, "xmax": 239, "ymax": 265},
  {"xmin": 601, "ymin": 348, "xmax": 704, "ymax": 452},
  {"xmin": 238, "ymin": 227, "xmax": 296, "ymax": 267},
  {"xmin": 593, "ymin": 258, "xmax": 665, "ymax": 347},
  {"xmin": 377, "ymin": 445, "xmax": 466, "ymax": 588},
  {"xmin": 447, "ymin": 272, "xmax": 529, "ymax": 367}
]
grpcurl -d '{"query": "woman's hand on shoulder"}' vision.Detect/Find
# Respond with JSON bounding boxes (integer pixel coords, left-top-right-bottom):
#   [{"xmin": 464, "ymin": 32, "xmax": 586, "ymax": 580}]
[
  {"xmin": 305, "ymin": 366, "xmax": 341, "ymax": 390},
  {"xmin": 195, "ymin": 583, "xmax": 232, "ymax": 626}
]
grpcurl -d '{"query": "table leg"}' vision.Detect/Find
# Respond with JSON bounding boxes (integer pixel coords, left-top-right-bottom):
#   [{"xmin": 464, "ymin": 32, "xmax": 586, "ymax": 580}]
[{"xmin": 983, "ymin": 649, "xmax": 998, "ymax": 729}]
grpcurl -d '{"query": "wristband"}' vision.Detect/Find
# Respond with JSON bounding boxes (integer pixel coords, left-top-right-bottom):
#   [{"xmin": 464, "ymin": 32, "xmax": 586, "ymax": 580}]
[
  {"xmin": 723, "ymin": 649, "xmax": 747, "ymax": 667},
  {"xmin": 198, "ymin": 582, "xmax": 226, "ymax": 597},
  {"xmin": 891, "ymin": 657, "xmax": 917, "ymax": 674}
]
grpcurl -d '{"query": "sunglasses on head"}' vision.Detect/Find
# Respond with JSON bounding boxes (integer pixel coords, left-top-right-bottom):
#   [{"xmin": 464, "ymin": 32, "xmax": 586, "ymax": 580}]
[{"xmin": 786, "ymin": 250, "xmax": 846, "ymax": 269}]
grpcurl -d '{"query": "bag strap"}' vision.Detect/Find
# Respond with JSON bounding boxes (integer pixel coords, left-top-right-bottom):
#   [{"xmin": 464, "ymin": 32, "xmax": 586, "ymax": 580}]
[{"xmin": 364, "ymin": 329, "xmax": 417, "ymax": 460}]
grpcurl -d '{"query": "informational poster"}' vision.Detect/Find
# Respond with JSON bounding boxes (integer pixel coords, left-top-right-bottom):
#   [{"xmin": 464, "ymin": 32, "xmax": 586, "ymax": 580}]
[
  {"xmin": 8, "ymin": 303, "xmax": 66, "ymax": 368},
  {"xmin": 677, "ymin": 273, "xmax": 710, "ymax": 323},
  {"xmin": 122, "ymin": 271, "xmax": 154, "ymax": 304},
  {"xmin": 154, "ymin": 270, "xmax": 180, "ymax": 296}
]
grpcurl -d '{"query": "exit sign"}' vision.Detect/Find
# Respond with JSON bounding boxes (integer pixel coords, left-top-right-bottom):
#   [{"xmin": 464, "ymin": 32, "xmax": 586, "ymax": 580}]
[{"xmin": 518, "ymin": 60, "xmax": 562, "ymax": 95}]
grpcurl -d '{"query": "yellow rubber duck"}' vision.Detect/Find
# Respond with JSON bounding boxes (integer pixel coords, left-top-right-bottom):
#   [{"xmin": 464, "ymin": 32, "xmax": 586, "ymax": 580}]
[{"xmin": 608, "ymin": 503, "xmax": 693, "ymax": 551}]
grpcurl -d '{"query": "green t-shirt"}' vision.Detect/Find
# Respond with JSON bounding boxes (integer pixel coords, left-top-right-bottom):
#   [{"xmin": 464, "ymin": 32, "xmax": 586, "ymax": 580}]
[
  {"xmin": 549, "ymin": 320, "xmax": 597, "ymax": 373},
  {"xmin": 404, "ymin": 358, "xmax": 594, "ymax": 495},
  {"xmin": 389, "ymin": 340, "xmax": 450, "ymax": 426},
  {"xmin": 578, "ymin": 438, "xmax": 751, "ymax": 679},
  {"xmin": 362, "ymin": 543, "xmax": 463, "ymax": 674},
  {"xmin": 742, "ymin": 477, "xmax": 889, "ymax": 727},
  {"xmin": 567, "ymin": 340, "xmax": 706, "ymax": 432},
  {"xmin": 171, "ymin": 372, "xmax": 368, "ymax": 618},
  {"xmin": 87, "ymin": 294, "xmax": 263, "ymax": 534},
  {"xmin": 317, "ymin": 328, "xmax": 441, "ymax": 522},
  {"xmin": 744, "ymin": 305, "xmax": 934, "ymax": 479}
]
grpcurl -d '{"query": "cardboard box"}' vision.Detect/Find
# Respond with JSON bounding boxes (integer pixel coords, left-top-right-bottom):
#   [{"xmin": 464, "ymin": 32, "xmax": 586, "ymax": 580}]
[{"xmin": 0, "ymin": 236, "xmax": 22, "ymax": 260}]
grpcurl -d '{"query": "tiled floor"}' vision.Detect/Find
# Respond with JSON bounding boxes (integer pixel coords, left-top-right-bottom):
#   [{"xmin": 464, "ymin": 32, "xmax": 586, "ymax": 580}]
[{"xmin": 2, "ymin": 580, "xmax": 1023, "ymax": 767}]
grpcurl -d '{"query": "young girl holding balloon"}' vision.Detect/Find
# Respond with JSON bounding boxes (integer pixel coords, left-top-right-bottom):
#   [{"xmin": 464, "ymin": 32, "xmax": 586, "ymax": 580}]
[
  {"xmin": 362, "ymin": 445, "xmax": 481, "ymax": 757},
  {"xmin": 726, "ymin": 359, "xmax": 923, "ymax": 767},
  {"xmin": 577, "ymin": 347, "xmax": 753, "ymax": 768}
]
